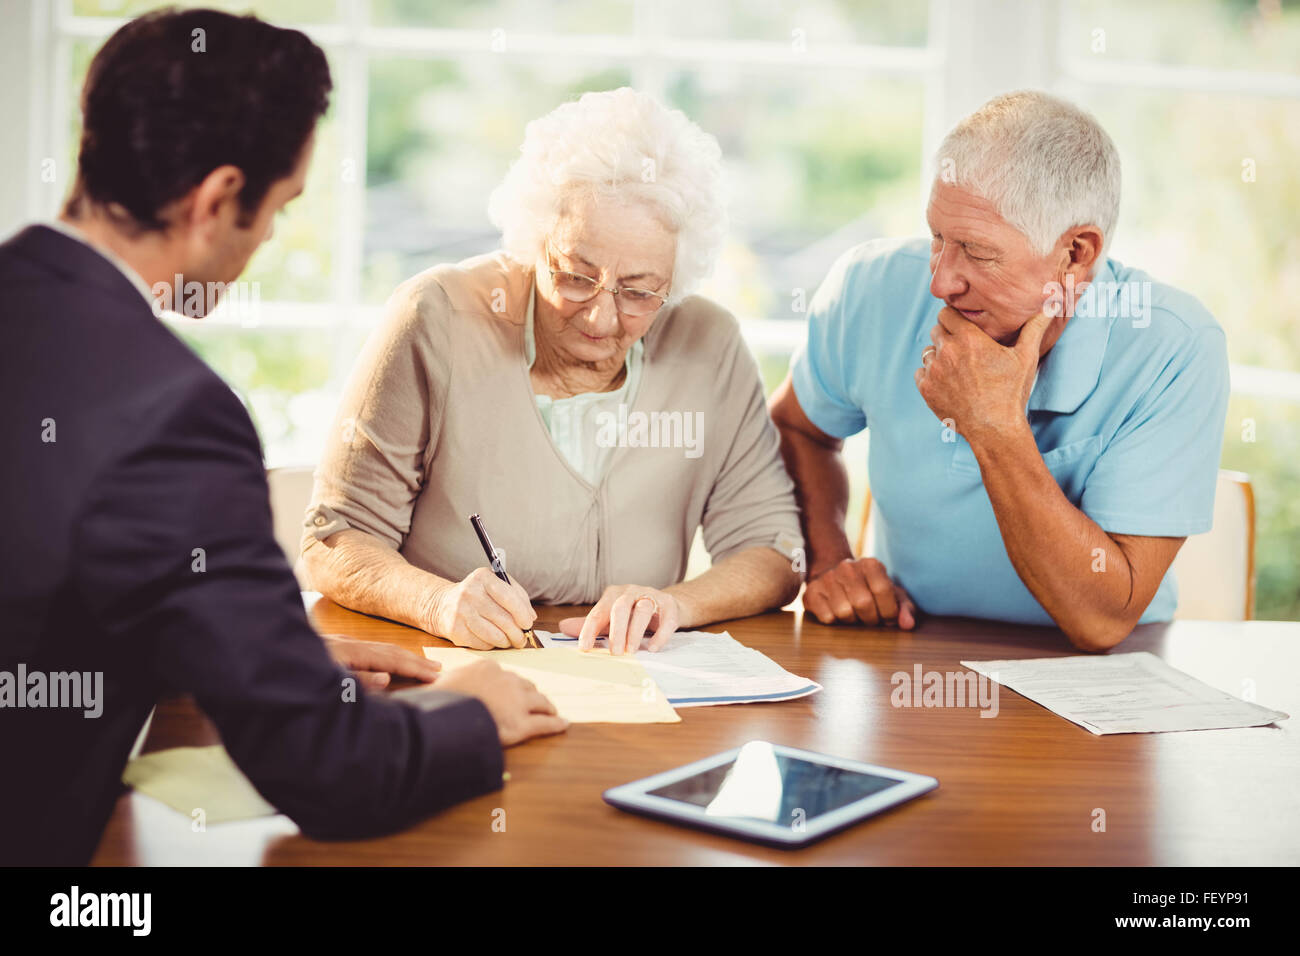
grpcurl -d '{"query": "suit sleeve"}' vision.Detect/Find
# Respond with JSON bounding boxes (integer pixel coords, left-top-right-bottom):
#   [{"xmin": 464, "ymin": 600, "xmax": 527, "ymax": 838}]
[{"xmin": 71, "ymin": 372, "xmax": 503, "ymax": 840}]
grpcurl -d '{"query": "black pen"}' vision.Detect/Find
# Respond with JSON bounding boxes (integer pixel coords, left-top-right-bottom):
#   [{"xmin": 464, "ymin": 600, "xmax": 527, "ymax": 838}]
[{"xmin": 468, "ymin": 513, "xmax": 541, "ymax": 648}]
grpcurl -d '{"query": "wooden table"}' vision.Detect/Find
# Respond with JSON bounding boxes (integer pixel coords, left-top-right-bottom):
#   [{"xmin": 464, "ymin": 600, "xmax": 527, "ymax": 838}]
[{"xmin": 91, "ymin": 600, "xmax": 1300, "ymax": 865}]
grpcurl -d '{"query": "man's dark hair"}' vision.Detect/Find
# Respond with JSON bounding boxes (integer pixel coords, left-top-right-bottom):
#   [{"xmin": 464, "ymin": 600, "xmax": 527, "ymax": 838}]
[{"xmin": 66, "ymin": 7, "xmax": 332, "ymax": 232}]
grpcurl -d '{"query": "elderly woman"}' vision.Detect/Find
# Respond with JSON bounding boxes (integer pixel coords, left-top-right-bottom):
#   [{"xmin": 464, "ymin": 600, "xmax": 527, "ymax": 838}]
[{"xmin": 301, "ymin": 88, "xmax": 803, "ymax": 655}]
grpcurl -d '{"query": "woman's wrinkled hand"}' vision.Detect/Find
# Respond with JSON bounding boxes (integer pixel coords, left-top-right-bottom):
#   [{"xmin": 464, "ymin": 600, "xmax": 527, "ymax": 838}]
[
  {"xmin": 429, "ymin": 567, "xmax": 537, "ymax": 649},
  {"xmin": 559, "ymin": 585, "xmax": 682, "ymax": 655}
]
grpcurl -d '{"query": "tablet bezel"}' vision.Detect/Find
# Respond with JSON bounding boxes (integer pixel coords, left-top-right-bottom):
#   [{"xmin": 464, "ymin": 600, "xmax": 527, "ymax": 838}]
[{"xmin": 602, "ymin": 741, "xmax": 938, "ymax": 848}]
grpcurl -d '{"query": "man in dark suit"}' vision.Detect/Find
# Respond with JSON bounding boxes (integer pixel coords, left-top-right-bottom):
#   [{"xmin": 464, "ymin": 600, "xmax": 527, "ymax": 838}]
[{"xmin": 0, "ymin": 8, "xmax": 566, "ymax": 866}]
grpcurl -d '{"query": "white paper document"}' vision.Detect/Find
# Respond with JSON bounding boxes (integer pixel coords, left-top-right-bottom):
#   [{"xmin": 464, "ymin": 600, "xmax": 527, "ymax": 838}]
[
  {"xmin": 960, "ymin": 651, "xmax": 1289, "ymax": 735},
  {"xmin": 536, "ymin": 628, "xmax": 821, "ymax": 707}
]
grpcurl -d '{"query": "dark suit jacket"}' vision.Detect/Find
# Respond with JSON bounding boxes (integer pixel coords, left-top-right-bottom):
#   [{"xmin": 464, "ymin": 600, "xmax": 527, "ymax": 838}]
[{"xmin": 0, "ymin": 225, "xmax": 503, "ymax": 865}]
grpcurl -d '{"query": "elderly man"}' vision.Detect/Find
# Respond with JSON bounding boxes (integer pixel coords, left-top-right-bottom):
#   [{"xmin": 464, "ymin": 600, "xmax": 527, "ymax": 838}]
[{"xmin": 770, "ymin": 90, "xmax": 1229, "ymax": 651}]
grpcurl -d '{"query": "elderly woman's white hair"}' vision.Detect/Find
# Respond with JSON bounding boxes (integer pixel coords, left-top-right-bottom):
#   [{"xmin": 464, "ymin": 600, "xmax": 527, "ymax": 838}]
[
  {"xmin": 934, "ymin": 90, "xmax": 1122, "ymax": 258},
  {"xmin": 487, "ymin": 87, "xmax": 727, "ymax": 302}
]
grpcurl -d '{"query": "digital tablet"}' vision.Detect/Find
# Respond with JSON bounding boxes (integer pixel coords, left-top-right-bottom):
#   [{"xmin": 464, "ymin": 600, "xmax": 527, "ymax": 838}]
[{"xmin": 603, "ymin": 740, "xmax": 938, "ymax": 848}]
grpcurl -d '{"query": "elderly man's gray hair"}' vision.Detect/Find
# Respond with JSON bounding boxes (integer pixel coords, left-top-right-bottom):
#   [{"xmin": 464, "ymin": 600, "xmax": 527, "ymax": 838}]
[
  {"xmin": 935, "ymin": 90, "xmax": 1121, "ymax": 257},
  {"xmin": 488, "ymin": 87, "xmax": 727, "ymax": 302}
]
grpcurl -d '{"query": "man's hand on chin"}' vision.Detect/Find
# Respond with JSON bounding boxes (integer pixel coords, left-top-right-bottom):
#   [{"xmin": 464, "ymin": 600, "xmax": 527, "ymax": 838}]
[{"xmin": 914, "ymin": 307, "xmax": 1054, "ymax": 441}]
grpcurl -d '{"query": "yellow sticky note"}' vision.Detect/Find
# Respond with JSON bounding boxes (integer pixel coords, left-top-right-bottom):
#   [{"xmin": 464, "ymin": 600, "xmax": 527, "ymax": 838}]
[
  {"xmin": 122, "ymin": 745, "xmax": 276, "ymax": 822},
  {"xmin": 423, "ymin": 646, "xmax": 680, "ymax": 724}
]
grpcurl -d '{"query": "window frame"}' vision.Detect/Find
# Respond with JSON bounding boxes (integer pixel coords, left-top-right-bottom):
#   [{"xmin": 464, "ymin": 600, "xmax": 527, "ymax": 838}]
[{"xmin": 15, "ymin": 0, "xmax": 1300, "ymax": 409}]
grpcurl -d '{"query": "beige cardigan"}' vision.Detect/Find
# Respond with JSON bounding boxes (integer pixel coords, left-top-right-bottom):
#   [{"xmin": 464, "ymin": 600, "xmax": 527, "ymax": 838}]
[{"xmin": 304, "ymin": 251, "xmax": 803, "ymax": 605}]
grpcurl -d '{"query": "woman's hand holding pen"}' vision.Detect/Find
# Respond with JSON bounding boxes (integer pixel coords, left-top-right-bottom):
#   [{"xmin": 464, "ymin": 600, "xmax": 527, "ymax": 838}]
[
  {"xmin": 559, "ymin": 584, "xmax": 684, "ymax": 656},
  {"xmin": 428, "ymin": 567, "xmax": 537, "ymax": 649}
]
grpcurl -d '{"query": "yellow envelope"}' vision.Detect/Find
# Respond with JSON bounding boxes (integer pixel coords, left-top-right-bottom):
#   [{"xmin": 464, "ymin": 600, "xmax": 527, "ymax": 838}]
[
  {"xmin": 423, "ymin": 645, "xmax": 680, "ymax": 724},
  {"xmin": 122, "ymin": 745, "xmax": 276, "ymax": 822}
]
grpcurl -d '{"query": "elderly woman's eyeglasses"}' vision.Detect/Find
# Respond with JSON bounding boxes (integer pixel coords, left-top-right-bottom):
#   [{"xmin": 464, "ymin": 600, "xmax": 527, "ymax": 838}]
[{"xmin": 545, "ymin": 242, "xmax": 668, "ymax": 317}]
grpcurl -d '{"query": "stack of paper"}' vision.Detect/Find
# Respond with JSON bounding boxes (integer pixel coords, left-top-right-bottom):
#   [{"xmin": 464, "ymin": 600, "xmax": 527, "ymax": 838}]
[
  {"xmin": 536, "ymin": 629, "xmax": 822, "ymax": 707},
  {"xmin": 422, "ymin": 644, "xmax": 680, "ymax": 723},
  {"xmin": 960, "ymin": 651, "xmax": 1289, "ymax": 735}
]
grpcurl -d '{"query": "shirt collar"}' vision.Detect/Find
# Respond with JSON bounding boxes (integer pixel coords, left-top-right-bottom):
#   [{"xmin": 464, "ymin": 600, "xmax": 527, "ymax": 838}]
[
  {"xmin": 1027, "ymin": 257, "xmax": 1118, "ymax": 415},
  {"xmin": 44, "ymin": 219, "xmax": 157, "ymax": 308}
]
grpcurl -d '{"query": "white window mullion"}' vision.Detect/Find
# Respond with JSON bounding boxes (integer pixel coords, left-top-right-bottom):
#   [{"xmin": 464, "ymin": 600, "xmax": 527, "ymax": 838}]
[
  {"xmin": 333, "ymin": 0, "xmax": 369, "ymax": 314},
  {"xmin": 1061, "ymin": 58, "xmax": 1300, "ymax": 99},
  {"xmin": 47, "ymin": 36, "xmax": 72, "ymax": 223},
  {"xmin": 0, "ymin": 0, "xmax": 54, "ymax": 231},
  {"xmin": 631, "ymin": 0, "xmax": 668, "ymax": 103},
  {"xmin": 919, "ymin": 0, "xmax": 950, "ymax": 213},
  {"xmin": 322, "ymin": 0, "xmax": 372, "ymax": 404}
]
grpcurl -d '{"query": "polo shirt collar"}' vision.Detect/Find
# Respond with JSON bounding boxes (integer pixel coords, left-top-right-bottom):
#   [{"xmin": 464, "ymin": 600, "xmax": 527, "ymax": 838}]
[{"xmin": 1027, "ymin": 257, "xmax": 1118, "ymax": 415}]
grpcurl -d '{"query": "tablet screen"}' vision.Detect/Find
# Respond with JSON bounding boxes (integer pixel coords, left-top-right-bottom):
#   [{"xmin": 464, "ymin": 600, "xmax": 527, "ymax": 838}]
[{"xmin": 646, "ymin": 743, "xmax": 902, "ymax": 823}]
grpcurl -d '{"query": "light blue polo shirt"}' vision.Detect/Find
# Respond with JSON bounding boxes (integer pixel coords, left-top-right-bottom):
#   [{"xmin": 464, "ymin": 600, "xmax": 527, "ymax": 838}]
[{"xmin": 790, "ymin": 237, "xmax": 1230, "ymax": 626}]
